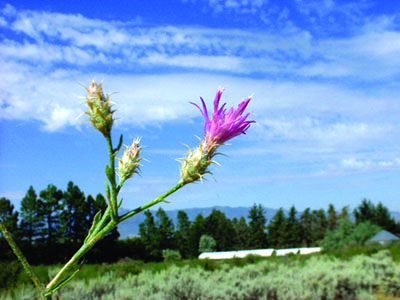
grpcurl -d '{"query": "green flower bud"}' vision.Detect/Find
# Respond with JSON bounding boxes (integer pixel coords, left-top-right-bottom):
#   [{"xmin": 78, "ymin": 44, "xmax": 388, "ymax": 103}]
[
  {"xmin": 84, "ymin": 80, "xmax": 115, "ymax": 137},
  {"xmin": 178, "ymin": 140, "xmax": 218, "ymax": 184},
  {"xmin": 117, "ymin": 138, "xmax": 142, "ymax": 185}
]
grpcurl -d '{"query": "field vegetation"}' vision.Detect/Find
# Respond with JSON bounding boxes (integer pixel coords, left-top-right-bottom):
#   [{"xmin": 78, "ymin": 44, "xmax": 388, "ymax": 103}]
[
  {"xmin": 1, "ymin": 243, "xmax": 399, "ymax": 300},
  {"xmin": 1, "ymin": 183, "xmax": 400, "ymax": 299}
]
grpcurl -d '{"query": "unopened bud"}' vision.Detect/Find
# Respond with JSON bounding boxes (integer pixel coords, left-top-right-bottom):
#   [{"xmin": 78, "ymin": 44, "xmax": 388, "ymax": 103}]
[
  {"xmin": 117, "ymin": 138, "xmax": 143, "ymax": 185},
  {"xmin": 84, "ymin": 80, "xmax": 115, "ymax": 137}
]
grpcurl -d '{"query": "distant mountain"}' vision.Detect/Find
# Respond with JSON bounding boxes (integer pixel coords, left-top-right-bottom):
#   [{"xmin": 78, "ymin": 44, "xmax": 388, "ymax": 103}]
[
  {"xmin": 117, "ymin": 206, "xmax": 279, "ymax": 239},
  {"xmin": 117, "ymin": 206, "xmax": 400, "ymax": 240},
  {"xmin": 391, "ymin": 211, "xmax": 400, "ymax": 223}
]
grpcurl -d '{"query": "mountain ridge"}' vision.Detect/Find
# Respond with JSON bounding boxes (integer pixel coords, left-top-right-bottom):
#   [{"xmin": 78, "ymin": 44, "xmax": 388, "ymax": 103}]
[{"xmin": 117, "ymin": 205, "xmax": 400, "ymax": 240}]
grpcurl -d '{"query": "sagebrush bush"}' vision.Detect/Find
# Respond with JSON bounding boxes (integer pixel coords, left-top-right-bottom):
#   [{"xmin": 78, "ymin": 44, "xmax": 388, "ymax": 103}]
[{"xmin": 2, "ymin": 250, "xmax": 400, "ymax": 300}]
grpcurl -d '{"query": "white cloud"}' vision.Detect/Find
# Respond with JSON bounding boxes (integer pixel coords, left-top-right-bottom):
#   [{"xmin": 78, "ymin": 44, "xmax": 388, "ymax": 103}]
[
  {"xmin": 1, "ymin": 3, "xmax": 400, "ymax": 170},
  {"xmin": 208, "ymin": 0, "xmax": 267, "ymax": 14},
  {"xmin": 2, "ymin": 3, "xmax": 16, "ymax": 17},
  {"xmin": 261, "ymin": 117, "xmax": 388, "ymax": 150},
  {"xmin": 294, "ymin": 0, "xmax": 370, "ymax": 19},
  {"xmin": 340, "ymin": 157, "xmax": 400, "ymax": 171},
  {"xmin": 0, "ymin": 190, "xmax": 25, "ymax": 201},
  {"xmin": 3, "ymin": 3, "xmax": 400, "ymax": 82}
]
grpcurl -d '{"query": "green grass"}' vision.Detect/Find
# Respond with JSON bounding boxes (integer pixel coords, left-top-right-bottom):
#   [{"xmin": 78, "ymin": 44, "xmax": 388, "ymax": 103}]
[{"xmin": 1, "ymin": 243, "xmax": 399, "ymax": 299}]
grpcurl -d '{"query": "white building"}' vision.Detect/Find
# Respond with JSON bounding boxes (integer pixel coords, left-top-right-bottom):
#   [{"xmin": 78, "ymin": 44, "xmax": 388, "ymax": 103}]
[{"xmin": 199, "ymin": 247, "xmax": 321, "ymax": 260}]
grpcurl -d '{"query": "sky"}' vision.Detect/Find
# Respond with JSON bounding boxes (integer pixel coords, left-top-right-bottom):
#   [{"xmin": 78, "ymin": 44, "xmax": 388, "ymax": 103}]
[{"xmin": 1, "ymin": 0, "xmax": 400, "ymax": 214}]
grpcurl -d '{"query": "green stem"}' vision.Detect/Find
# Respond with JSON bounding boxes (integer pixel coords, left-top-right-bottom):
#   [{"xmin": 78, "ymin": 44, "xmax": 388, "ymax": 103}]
[
  {"xmin": 119, "ymin": 182, "xmax": 185, "ymax": 222},
  {"xmin": 45, "ymin": 181, "xmax": 185, "ymax": 297},
  {"xmin": 45, "ymin": 220, "xmax": 116, "ymax": 294},
  {"xmin": 0, "ymin": 222, "xmax": 45, "ymax": 298},
  {"xmin": 105, "ymin": 135, "xmax": 118, "ymax": 221}
]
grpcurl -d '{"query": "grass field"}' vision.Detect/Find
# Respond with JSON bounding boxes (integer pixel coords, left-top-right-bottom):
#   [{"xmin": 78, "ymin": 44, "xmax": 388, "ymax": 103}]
[{"xmin": 1, "ymin": 243, "xmax": 399, "ymax": 300}]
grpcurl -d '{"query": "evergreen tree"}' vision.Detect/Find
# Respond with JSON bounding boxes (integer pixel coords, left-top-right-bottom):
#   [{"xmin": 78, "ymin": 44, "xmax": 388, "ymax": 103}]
[
  {"xmin": 139, "ymin": 210, "xmax": 156, "ymax": 247},
  {"xmin": 232, "ymin": 216, "xmax": 249, "ymax": 250},
  {"xmin": 247, "ymin": 204, "xmax": 267, "ymax": 249},
  {"xmin": 311, "ymin": 209, "xmax": 327, "ymax": 244},
  {"xmin": 354, "ymin": 199, "xmax": 376, "ymax": 225},
  {"xmin": 19, "ymin": 186, "xmax": 42, "ymax": 246},
  {"xmin": 204, "ymin": 209, "xmax": 235, "ymax": 251},
  {"xmin": 37, "ymin": 184, "xmax": 64, "ymax": 263},
  {"xmin": 300, "ymin": 208, "xmax": 312, "ymax": 247},
  {"xmin": 155, "ymin": 207, "xmax": 175, "ymax": 251},
  {"xmin": 327, "ymin": 204, "xmax": 338, "ymax": 231},
  {"xmin": 285, "ymin": 206, "xmax": 302, "ymax": 248},
  {"xmin": 139, "ymin": 210, "xmax": 160, "ymax": 260},
  {"xmin": 267, "ymin": 208, "xmax": 286, "ymax": 248},
  {"xmin": 338, "ymin": 206, "xmax": 349, "ymax": 219},
  {"xmin": 0, "ymin": 197, "xmax": 19, "ymax": 260},
  {"xmin": 61, "ymin": 181, "xmax": 89, "ymax": 248},
  {"xmin": 0, "ymin": 197, "xmax": 19, "ymax": 236},
  {"xmin": 188, "ymin": 213, "xmax": 205, "ymax": 257},
  {"xmin": 175, "ymin": 210, "xmax": 191, "ymax": 258},
  {"xmin": 374, "ymin": 202, "xmax": 398, "ymax": 233}
]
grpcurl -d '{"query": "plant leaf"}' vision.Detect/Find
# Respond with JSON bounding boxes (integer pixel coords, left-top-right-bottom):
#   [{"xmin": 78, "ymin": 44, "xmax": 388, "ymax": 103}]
[{"xmin": 84, "ymin": 210, "xmax": 102, "ymax": 244}]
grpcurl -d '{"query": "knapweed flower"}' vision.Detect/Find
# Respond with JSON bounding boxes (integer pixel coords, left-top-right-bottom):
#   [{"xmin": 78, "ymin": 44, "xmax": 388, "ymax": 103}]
[
  {"xmin": 85, "ymin": 80, "xmax": 115, "ymax": 137},
  {"xmin": 179, "ymin": 88, "xmax": 254, "ymax": 184},
  {"xmin": 190, "ymin": 88, "xmax": 254, "ymax": 147},
  {"xmin": 117, "ymin": 138, "xmax": 143, "ymax": 185}
]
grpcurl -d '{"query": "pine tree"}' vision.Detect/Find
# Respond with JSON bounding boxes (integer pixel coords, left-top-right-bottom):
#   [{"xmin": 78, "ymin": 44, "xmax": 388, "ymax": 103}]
[
  {"xmin": 139, "ymin": 210, "xmax": 158, "ymax": 260},
  {"xmin": 0, "ymin": 197, "xmax": 19, "ymax": 236},
  {"xmin": 37, "ymin": 184, "xmax": 64, "ymax": 263},
  {"xmin": 233, "ymin": 216, "xmax": 249, "ymax": 250},
  {"xmin": 155, "ymin": 207, "xmax": 175, "ymax": 251},
  {"xmin": 300, "ymin": 208, "xmax": 312, "ymax": 247},
  {"xmin": 188, "ymin": 213, "xmax": 205, "ymax": 257},
  {"xmin": 354, "ymin": 199, "xmax": 376, "ymax": 225},
  {"xmin": 327, "ymin": 204, "xmax": 338, "ymax": 231},
  {"xmin": 20, "ymin": 186, "xmax": 42, "ymax": 245},
  {"xmin": 61, "ymin": 181, "xmax": 88, "ymax": 248},
  {"xmin": 204, "ymin": 209, "xmax": 235, "ymax": 251},
  {"xmin": 175, "ymin": 210, "xmax": 191, "ymax": 258},
  {"xmin": 267, "ymin": 208, "xmax": 286, "ymax": 248},
  {"xmin": 374, "ymin": 202, "xmax": 398, "ymax": 233},
  {"xmin": 285, "ymin": 206, "xmax": 302, "ymax": 248},
  {"xmin": 247, "ymin": 204, "xmax": 267, "ymax": 249},
  {"xmin": 310, "ymin": 209, "xmax": 327, "ymax": 244},
  {"xmin": 338, "ymin": 206, "xmax": 349, "ymax": 219},
  {"xmin": 0, "ymin": 197, "xmax": 20, "ymax": 260}
]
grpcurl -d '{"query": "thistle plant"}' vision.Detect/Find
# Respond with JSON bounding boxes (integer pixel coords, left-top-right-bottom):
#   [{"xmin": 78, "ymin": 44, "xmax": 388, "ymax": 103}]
[{"xmin": 0, "ymin": 81, "xmax": 254, "ymax": 299}]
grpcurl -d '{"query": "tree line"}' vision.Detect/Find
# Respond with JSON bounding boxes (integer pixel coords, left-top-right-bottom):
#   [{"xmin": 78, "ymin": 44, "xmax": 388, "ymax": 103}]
[
  {"xmin": 0, "ymin": 182, "xmax": 118, "ymax": 264},
  {"xmin": 1, "ymin": 182, "xmax": 399, "ymax": 264}
]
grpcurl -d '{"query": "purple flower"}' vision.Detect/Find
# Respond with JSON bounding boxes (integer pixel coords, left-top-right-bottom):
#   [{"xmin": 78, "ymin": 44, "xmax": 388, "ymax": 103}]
[{"xmin": 191, "ymin": 88, "xmax": 254, "ymax": 145}]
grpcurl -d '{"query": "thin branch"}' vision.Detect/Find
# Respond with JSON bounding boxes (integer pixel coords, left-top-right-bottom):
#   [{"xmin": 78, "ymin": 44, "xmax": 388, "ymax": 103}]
[{"xmin": 0, "ymin": 222, "xmax": 45, "ymax": 297}]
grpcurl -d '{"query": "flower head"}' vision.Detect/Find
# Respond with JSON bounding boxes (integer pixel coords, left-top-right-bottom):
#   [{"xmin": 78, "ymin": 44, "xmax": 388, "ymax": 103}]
[
  {"xmin": 179, "ymin": 88, "xmax": 254, "ymax": 185},
  {"xmin": 117, "ymin": 138, "xmax": 143, "ymax": 185},
  {"xmin": 84, "ymin": 80, "xmax": 115, "ymax": 137},
  {"xmin": 178, "ymin": 139, "xmax": 216, "ymax": 184},
  {"xmin": 190, "ymin": 88, "xmax": 254, "ymax": 146}
]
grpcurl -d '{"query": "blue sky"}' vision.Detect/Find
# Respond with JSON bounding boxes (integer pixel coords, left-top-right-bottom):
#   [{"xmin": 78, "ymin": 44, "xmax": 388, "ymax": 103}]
[{"xmin": 1, "ymin": 0, "xmax": 400, "ymax": 213}]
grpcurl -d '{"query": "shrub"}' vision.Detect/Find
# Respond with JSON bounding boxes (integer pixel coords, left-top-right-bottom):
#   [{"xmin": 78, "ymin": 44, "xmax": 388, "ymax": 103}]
[
  {"xmin": 198, "ymin": 234, "xmax": 216, "ymax": 253},
  {"xmin": 0, "ymin": 261, "xmax": 21, "ymax": 289},
  {"xmin": 162, "ymin": 249, "xmax": 182, "ymax": 262}
]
